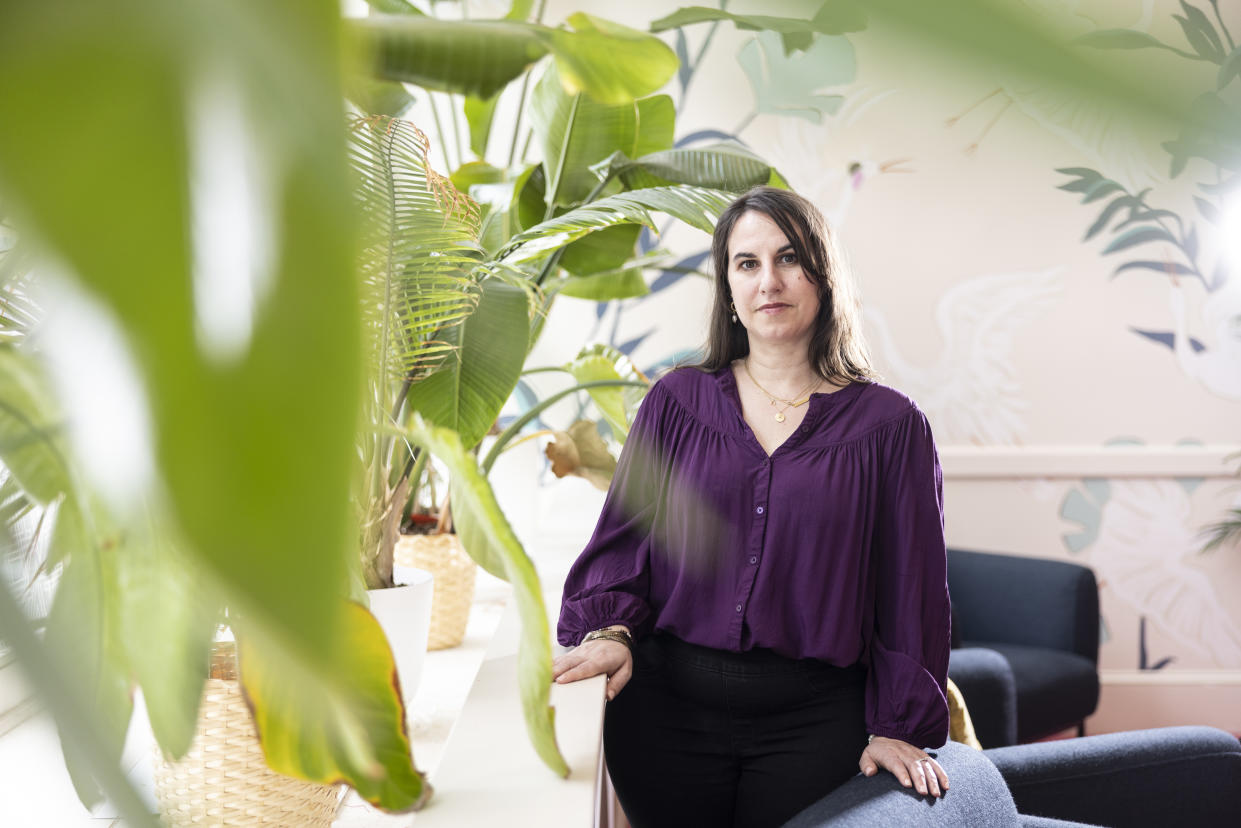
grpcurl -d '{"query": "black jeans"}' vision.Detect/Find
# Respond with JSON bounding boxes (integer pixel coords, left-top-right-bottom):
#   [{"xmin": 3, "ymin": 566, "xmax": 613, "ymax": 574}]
[{"xmin": 604, "ymin": 633, "xmax": 868, "ymax": 828}]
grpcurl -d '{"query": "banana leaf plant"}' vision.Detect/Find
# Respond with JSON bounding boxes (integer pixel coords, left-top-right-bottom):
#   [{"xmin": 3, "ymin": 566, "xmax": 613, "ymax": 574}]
[{"xmin": 346, "ymin": 111, "xmax": 757, "ymax": 775}]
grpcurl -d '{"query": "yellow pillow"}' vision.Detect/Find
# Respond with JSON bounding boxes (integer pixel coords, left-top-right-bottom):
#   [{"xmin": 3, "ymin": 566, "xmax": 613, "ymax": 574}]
[{"xmin": 947, "ymin": 678, "xmax": 982, "ymax": 750}]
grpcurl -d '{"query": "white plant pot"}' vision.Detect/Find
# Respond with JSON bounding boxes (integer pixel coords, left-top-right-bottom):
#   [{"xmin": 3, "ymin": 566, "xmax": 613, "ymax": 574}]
[{"xmin": 366, "ymin": 567, "xmax": 434, "ymax": 705}]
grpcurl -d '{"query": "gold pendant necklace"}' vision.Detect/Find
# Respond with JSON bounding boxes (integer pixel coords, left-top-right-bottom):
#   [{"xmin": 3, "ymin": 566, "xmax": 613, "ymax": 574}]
[{"xmin": 743, "ymin": 359, "xmax": 817, "ymax": 423}]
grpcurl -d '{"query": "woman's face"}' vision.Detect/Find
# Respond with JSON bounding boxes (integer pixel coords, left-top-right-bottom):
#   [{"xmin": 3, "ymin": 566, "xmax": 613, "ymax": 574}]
[{"xmin": 726, "ymin": 210, "xmax": 821, "ymax": 352}]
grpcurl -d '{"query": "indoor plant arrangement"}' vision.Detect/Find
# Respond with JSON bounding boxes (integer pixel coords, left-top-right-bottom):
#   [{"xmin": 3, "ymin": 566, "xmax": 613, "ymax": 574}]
[{"xmin": 0, "ymin": 1, "xmax": 1206, "ymax": 824}]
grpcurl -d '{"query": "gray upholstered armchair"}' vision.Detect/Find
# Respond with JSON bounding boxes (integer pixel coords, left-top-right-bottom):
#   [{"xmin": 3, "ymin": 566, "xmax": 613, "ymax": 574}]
[
  {"xmin": 784, "ymin": 726, "xmax": 1241, "ymax": 827},
  {"xmin": 946, "ymin": 548, "xmax": 1100, "ymax": 746}
]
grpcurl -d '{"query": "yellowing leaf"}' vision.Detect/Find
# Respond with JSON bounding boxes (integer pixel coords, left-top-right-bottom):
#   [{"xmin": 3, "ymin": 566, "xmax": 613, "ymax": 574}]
[{"xmin": 239, "ymin": 602, "xmax": 430, "ymax": 812}]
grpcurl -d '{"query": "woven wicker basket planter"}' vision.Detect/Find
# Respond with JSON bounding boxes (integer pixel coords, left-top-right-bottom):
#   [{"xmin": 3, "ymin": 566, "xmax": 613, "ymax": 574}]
[
  {"xmin": 394, "ymin": 533, "xmax": 475, "ymax": 650},
  {"xmin": 153, "ymin": 646, "xmax": 342, "ymax": 827}
]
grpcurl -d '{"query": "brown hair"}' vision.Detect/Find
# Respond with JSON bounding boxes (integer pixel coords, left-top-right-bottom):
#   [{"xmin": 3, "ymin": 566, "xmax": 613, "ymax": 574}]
[{"xmin": 696, "ymin": 186, "xmax": 875, "ymax": 386}]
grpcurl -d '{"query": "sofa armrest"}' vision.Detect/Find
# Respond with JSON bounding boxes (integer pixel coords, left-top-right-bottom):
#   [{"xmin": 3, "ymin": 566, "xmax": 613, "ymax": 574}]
[
  {"xmin": 948, "ymin": 548, "xmax": 1098, "ymax": 662},
  {"xmin": 948, "ymin": 648, "xmax": 1018, "ymax": 748},
  {"xmin": 783, "ymin": 741, "xmax": 1021, "ymax": 827},
  {"xmin": 985, "ymin": 726, "xmax": 1241, "ymax": 827}
]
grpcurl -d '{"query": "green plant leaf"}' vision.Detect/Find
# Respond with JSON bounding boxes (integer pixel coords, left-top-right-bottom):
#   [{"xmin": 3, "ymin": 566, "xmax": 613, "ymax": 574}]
[
  {"xmin": 737, "ymin": 30, "xmax": 855, "ymax": 123},
  {"xmin": 464, "ymin": 94, "xmax": 500, "ymax": 159},
  {"xmin": 1102, "ymin": 225, "xmax": 1179, "ymax": 254},
  {"xmin": 345, "ymin": 76, "xmax": 415, "ymax": 117},
  {"xmin": 240, "ymin": 601, "xmax": 430, "ymax": 811},
  {"xmin": 505, "ymin": 0, "xmax": 535, "ymax": 22},
  {"xmin": 564, "ymin": 344, "xmax": 648, "ymax": 441},
  {"xmin": 0, "ymin": 345, "xmax": 74, "ymax": 506},
  {"xmin": 354, "ymin": 17, "xmax": 547, "ymax": 99},
  {"xmin": 119, "ymin": 513, "xmax": 217, "ymax": 760},
  {"xmin": 0, "ymin": 565, "xmax": 157, "ymax": 828},
  {"xmin": 350, "ymin": 115, "xmax": 485, "ymax": 390},
  {"xmin": 44, "ymin": 499, "xmax": 132, "ymax": 809},
  {"xmin": 531, "ymin": 62, "xmax": 675, "ymax": 207},
  {"xmin": 559, "ymin": 224, "xmax": 642, "ymax": 276},
  {"xmin": 558, "ymin": 267, "xmax": 650, "ymax": 301},
  {"xmin": 356, "ymin": 14, "xmax": 675, "ymax": 104},
  {"xmin": 365, "ymin": 0, "xmax": 426, "ymax": 14},
  {"xmin": 0, "ymin": 0, "xmax": 361, "ymax": 684},
  {"xmin": 649, "ymin": 2, "xmax": 869, "ymax": 39},
  {"xmin": 606, "ymin": 143, "xmax": 781, "ymax": 192},
  {"xmin": 405, "ymin": 278, "xmax": 529, "ymax": 451},
  {"xmin": 513, "ymin": 163, "xmax": 549, "ymax": 231},
  {"xmin": 450, "ymin": 160, "xmax": 507, "ymax": 194},
  {"xmin": 538, "ymin": 13, "xmax": 678, "ymax": 104},
  {"xmin": 497, "ymin": 186, "xmax": 733, "ymax": 265},
  {"xmin": 404, "ymin": 415, "xmax": 568, "ymax": 777}
]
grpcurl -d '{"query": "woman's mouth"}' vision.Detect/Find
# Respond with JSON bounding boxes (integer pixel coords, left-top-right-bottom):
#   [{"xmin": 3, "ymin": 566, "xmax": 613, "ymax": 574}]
[{"xmin": 758, "ymin": 303, "xmax": 789, "ymax": 313}]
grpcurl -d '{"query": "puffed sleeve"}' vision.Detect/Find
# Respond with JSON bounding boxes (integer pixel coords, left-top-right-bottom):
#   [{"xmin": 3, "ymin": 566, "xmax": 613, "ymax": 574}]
[
  {"xmin": 557, "ymin": 380, "xmax": 672, "ymax": 647},
  {"xmin": 864, "ymin": 407, "xmax": 951, "ymax": 747}
]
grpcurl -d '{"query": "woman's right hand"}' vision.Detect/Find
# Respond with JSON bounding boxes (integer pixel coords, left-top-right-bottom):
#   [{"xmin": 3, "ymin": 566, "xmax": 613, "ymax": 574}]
[{"xmin": 552, "ymin": 636, "xmax": 634, "ymax": 701}]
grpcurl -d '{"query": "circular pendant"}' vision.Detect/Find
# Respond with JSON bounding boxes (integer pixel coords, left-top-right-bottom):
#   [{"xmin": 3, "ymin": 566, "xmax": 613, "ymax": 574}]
[{"xmin": 774, "ymin": 411, "xmax": 786, "ymax": 423}]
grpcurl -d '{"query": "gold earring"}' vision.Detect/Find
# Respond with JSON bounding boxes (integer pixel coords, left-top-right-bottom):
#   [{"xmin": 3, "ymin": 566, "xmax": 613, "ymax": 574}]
[{"xmin": 729, "ymin": 301, "xmax": 737, "ymax": 323}]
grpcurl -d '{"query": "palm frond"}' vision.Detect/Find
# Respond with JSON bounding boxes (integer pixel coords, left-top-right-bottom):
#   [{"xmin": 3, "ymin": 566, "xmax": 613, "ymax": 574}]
[
  {"xmin": 495, "ymin": 185, "xmax": 733, "ymax": 266},
  {"xmin": 347, "ymin": 115, "xmax": 486, "ymax": 392}
]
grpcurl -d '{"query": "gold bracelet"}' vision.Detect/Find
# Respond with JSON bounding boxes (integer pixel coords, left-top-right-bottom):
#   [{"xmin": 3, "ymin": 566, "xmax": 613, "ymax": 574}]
[{"xmin": 583, "ymin": 628, "xmax": 634, "ymax": 650}]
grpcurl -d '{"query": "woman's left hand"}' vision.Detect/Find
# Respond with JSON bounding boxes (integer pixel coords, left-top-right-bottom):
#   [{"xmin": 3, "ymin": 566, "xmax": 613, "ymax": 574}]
[{"xmin": 859, "ymin": 736, "xmax": 949, "ymax": 798}]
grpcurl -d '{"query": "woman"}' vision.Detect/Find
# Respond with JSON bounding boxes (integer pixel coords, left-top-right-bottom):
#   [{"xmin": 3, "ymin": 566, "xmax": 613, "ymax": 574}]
[{"xmin": 553, "ymin": 187, "xmax": 951, "ymax": 828}]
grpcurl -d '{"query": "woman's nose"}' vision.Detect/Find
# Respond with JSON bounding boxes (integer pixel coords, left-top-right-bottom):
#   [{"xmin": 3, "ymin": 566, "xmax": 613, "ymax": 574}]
[{"xmin": 759, "ymin": 262, "xmax": 782, "ymax": 293}]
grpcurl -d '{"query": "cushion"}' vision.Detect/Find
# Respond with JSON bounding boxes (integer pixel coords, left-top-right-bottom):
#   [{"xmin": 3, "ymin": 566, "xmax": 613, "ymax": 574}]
[{"xmin": 946, "ymin": 678, "xmax": 982, "ymax": 750}]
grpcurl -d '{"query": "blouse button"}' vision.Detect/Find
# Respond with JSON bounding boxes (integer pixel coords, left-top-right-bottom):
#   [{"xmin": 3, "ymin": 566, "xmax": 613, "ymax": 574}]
[
  {"xmin": 749, "ymin": 556, "xmax": 758, "ymax": 565},
  {"xmin": 756, "ymin": 505, "xmax": 765, "ymax": 515},
  {"xmin": 735, "ymin": 604, "xmax": 743, "ymax": 613}
]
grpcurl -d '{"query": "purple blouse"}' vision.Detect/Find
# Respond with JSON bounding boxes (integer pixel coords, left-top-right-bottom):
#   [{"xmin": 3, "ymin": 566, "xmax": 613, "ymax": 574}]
[{"xmin": 557, "ymin": 366, "xmax": 950, "ymax": 747}]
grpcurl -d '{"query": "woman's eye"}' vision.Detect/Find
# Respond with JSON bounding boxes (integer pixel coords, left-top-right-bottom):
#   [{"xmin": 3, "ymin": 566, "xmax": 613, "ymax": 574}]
[
  {"xmin": 780, "ymin": 254, "xmax": 798, "ymax": 265},
  {"xmin": 739, "ymin": 259, "xmax": 757, "ymax": 270}
]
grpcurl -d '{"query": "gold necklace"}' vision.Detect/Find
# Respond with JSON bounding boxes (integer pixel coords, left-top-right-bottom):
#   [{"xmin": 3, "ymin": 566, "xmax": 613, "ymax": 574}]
[{"xmin": 743, "ymin": 359, "xmax": 818, "ymax": 423}]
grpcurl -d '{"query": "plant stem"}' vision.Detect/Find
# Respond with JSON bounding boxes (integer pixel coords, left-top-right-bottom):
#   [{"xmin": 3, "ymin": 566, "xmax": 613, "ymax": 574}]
[
  {"xmin": 481, "ymin": 379, "xmax": 647, "ymax": 473},
  {"xmin": 521, "ymin": 365, "xmax": 568, "ymax": 374},
  {"xmin": 519, "ymin": 128, "xmax": 534, "ymax": 164},
  {"xmin": 450, "ymin": 94, "xmax": 464, "ymax": 171},
  {"xmin": 506, "ymin": 0, "xmax": 549, "ymax": 169},
  {"xmin": 428, "ymin": 93, "xmax": 453, "ymax": 172},
  {"xmin": 507, "ymin": 74, "xmax": 531, "ymax": 169},
  {"xmin": 0, "ymin": 575, "xmax": 158, "ymax": 828}
]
